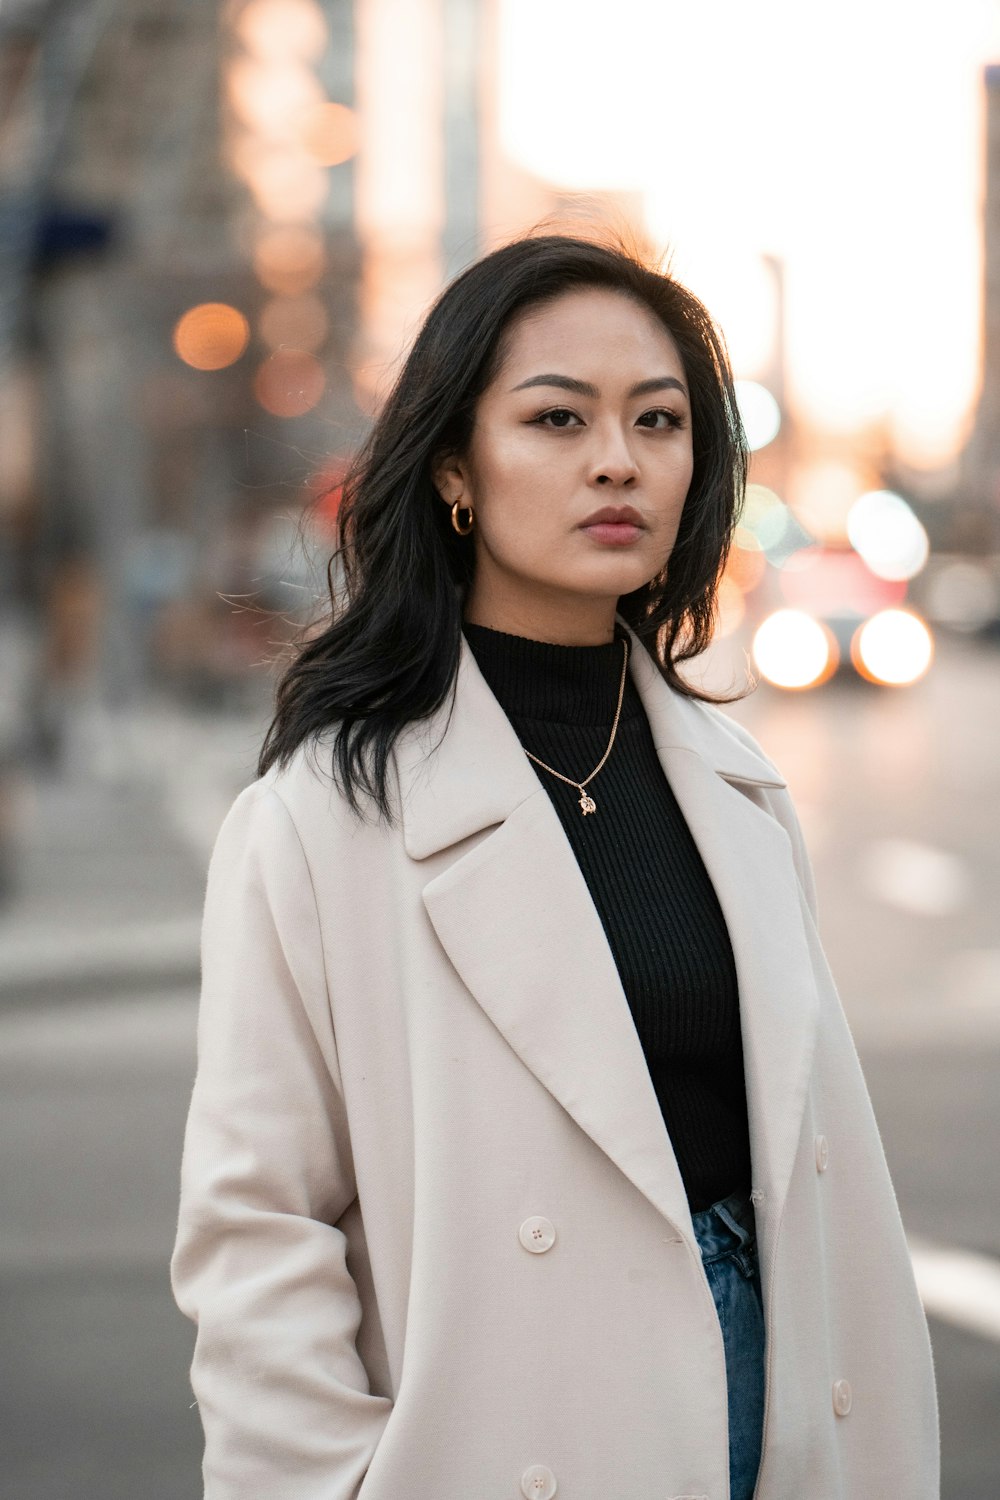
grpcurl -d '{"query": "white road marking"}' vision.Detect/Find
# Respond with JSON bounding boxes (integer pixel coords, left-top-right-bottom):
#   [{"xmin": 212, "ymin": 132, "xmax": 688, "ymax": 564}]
[
  {"xmin": 861, "ymin": 837, "xmax": 970, "ymax": 916},
  {"xmin": 0, "ymin": 916, "xmax": 201, "ymax": 989},
  {"xmin": 0, "ymin": 990, "xmax": 197, "ymax": 1072},
  {"xmin": 909, "ymin": 1237, "xmax": 1000, "ymax": 1343}
]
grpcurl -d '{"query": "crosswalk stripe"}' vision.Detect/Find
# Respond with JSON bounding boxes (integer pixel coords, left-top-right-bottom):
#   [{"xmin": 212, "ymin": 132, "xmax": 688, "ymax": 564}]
[{"xmin": 909, "ymin": 1237, "xmax": 1000, "ymax": 1342}]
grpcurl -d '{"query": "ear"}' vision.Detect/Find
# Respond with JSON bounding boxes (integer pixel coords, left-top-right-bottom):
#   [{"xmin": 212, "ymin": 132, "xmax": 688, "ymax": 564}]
[{"xmin": 430, "ymin": 448, "xmax": 470, "ymax": 509}]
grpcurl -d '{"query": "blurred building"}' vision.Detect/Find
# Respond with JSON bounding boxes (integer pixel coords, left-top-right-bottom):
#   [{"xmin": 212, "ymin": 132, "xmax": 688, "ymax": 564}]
[
  {"xmin": 959, "ymin": 62, "xmax": 1000, "ymax": 553},
  {"xmin": 0, "ymin": 1, "xmax": 368, "ymax": 753}
]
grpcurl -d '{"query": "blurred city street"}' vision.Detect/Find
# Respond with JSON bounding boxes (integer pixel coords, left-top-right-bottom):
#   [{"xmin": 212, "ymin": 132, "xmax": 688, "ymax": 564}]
[
  {"xmin": 1, "ymin": 629, "xmax": 998, "ymax": 1499},
  {"xmin": 3, "ymin": 0, "xmax": 1000, "ymax": 1493}
]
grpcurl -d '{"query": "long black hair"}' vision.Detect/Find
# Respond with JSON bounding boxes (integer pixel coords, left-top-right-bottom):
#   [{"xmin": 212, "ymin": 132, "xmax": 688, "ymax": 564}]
[{"xmin": 258, "ymin": 231, "xmax": 750, "ymax": 823}]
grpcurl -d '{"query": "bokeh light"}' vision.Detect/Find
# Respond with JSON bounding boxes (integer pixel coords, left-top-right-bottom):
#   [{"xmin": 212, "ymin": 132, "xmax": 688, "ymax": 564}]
[
  {"xmin": 726, "ymin": 532, "xmax": 768, "ymax": 594},
  {"xmin": 253, "ymin": 349, "xmax": 326, "ymax": 416},
  {"xmin": 846, "ymin": 488, "xmax": 930, "ymax": 582},
  {"xmin": 172, "ymin": 303, "xmax": 250, "ymax": 371},
  {"xmin": 852, "ymin": 609, "xmax": 934, "ymax": 685},
  {"xmin": 241, "ymin": 145, "xmax": 328, "ymax": 220},
  {"xmin": 739, "ymin": 483, "xmax": 811, "ymax": 564},
  {"xmin": 924, "ymin": 560, "xmax": 1000, "ymax": 632},
  {"xmin": 752, "ymin": 608, "xmax": 839, "ymax": 690},
  {"xmin": 714, "ymin": 576, "xmax": 747, "ymax": 637},
  {"xmin": 226, "ymin": 57, "xmax": 325, "ymax": 141},
  {"xmin": 741, "ymin": 485, "xmax": 786, "ymax": 547},
  {"xmin": 258, "ymin": 294, "xmax": 329, "ymax": 353},
  {"xmin": 787, "ymin": 460, "xmax": 865, "ymax": 544},
  {"xmin": 233, "ymin": 0, "xmax": 329, "ymax": 63},
  {"xmin": 301, "ymin": 101, "xmax": 359, "ymax": 165},
  {"xmin": 252, "ymin": 224, "xmax": 327, "ymax": 295},
  {"xmin": 734, "ymin": 380, "xmax": 781, "ymax": 451}
]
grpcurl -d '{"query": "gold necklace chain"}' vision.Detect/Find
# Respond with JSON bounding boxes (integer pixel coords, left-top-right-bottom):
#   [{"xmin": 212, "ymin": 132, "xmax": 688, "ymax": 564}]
[{"xmin": 522, "ymin": 636, "xmax": 629, "ymax": 817}]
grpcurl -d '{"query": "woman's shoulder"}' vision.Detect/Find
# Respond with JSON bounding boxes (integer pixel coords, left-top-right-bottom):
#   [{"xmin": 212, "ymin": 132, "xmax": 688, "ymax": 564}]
[
  {"xmin": 703, "ymin": 701, "xmax": 785, "ymax": 780},
  {"xmin": 248, "ymin": 728, "xmax": 400, "ymax": 847},
  {"xmin": 668, "ymin": 683, "xmax": 787, "ymax": 788}
]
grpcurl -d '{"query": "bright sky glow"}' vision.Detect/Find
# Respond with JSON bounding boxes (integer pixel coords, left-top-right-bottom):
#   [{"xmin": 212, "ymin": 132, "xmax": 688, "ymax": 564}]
[{"xmin": 498, "ymin": 0, "xmax": 1000, "ymax": 466}]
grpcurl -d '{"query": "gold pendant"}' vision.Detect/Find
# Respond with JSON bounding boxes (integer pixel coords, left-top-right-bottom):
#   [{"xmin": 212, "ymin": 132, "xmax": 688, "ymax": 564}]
[{"xmin": 578, "ymin": 792, "xmax": 596, "ymax": 815}]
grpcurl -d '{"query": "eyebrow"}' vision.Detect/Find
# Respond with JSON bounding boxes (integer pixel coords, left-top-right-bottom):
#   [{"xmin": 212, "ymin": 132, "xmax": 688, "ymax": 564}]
[{"xmin": 510, "ymin": 373, "xmax": 689, "ymax": 399}]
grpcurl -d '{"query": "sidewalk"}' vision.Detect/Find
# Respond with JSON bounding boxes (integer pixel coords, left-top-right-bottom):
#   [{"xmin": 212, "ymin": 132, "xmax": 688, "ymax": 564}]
[{"xmin": 0, "ymin": 693, "xmax": 265, "ymax": 1006}]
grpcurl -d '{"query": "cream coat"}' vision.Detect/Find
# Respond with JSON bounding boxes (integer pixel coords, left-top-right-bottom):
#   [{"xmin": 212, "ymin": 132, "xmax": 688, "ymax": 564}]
[{"xmin": 171, "ymin": 617, "xmax": 940, "ymax": 1500}]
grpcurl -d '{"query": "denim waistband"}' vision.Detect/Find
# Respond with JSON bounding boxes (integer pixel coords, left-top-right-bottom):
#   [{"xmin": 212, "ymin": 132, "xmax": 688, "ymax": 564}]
[{"xmin": 690, "ymin": 1187, "xmax": 758, "ymax": 1264}]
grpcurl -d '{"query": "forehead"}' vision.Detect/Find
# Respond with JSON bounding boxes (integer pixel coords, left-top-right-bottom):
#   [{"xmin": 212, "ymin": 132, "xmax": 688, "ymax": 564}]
[{"xmin": 497, "ymin": 286, "xmax": 684, "ymax": 381}]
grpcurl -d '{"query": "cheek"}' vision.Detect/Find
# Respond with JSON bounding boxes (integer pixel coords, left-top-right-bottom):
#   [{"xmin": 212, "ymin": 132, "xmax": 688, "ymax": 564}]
[
  {"xmin": 470, "ymin": 431, "xmax": 563, "ymax": 518},
  {"xmin": 661, "ymin": 442, "xmax": 695, "ymax": 500}
]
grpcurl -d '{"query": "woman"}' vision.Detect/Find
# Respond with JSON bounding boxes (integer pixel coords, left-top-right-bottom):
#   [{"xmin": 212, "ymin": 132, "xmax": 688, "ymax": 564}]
[{"xmin": 170, "ymin": 234, "xmax": 939, "ymax": 1500}]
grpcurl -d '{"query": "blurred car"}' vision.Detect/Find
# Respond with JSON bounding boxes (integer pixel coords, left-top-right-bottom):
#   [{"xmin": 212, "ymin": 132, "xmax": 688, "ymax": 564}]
[{"xmin": 748, "ymin": 544, "xmax": 934, "ymax": 690}]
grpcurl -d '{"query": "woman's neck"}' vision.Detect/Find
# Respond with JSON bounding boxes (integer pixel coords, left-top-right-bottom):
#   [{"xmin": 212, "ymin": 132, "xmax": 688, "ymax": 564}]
[
  {"xmin": 461, "ymin": 618, "xmax": 639, "ymax": 727},
  {"xmin": 460, "ymin": 594, "xmax": 620, "ymax": 648}
]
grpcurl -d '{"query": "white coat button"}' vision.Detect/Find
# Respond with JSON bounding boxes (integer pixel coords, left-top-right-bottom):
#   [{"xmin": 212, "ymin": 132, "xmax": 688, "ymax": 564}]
[
  {"xmin": 815, "ymin": 1135, "xmax": 829, "ymax": 1172},
  {"xmin": 518, "ymin": 1216, "xmax": 556, "ymax": 1253},
  {"xmin": 832, "ymin": 1378, "xmax": 853, "ymax": 1416},
  {"xmin": 520, "ymin": 1463, "xmax": 557, "ymax": 1498}
]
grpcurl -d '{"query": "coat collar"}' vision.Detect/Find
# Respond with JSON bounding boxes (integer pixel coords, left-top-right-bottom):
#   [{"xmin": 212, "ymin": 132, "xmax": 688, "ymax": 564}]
[{"xmin": 395, "ymin": 615, "xmax": 816, "ymax": 1261}]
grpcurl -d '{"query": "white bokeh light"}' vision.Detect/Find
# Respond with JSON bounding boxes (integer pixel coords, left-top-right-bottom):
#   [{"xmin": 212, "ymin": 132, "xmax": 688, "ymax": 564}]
[
  {"xmin": 735, "ymin": 380, "xmax": 782, "ymax": 451},
  {"xmin": 752, "ymin": 609, "xmax": 835, "ymax": 689},
  {"xmin": 854, "ymin": 609, "xmax": 934, "ymax": 685},
  {"xmin": 846, "ymin": 490, "xmax": 930, "ymax": 582}
]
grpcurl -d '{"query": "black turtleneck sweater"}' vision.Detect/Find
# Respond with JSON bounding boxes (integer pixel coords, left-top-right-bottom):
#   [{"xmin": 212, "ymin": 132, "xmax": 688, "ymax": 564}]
[{"xmin": 461, "ymin": 618, "xmax": 752, "ymax": 1213}]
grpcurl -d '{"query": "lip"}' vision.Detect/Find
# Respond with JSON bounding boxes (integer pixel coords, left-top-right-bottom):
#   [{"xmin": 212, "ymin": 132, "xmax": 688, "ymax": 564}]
[
  {"xmin": 579, "ymin": 504, "xmax": 645, "ymax": 546},
  {"xmin": 579, "ymin": 505, "xmax": 645, "ymax": 528}
]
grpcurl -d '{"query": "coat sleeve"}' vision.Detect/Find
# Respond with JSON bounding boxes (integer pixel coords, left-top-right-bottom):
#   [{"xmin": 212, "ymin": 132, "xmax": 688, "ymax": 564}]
[{"xmin": 170, "ymin": 779, "xmax": 392, "ymax": 1499}]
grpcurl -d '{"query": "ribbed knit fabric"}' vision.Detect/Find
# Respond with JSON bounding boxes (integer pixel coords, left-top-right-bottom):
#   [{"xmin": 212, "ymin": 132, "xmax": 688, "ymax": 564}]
[{"xmin": 462, "ymin": 618, "xmax": 752, "ymax": 1212}]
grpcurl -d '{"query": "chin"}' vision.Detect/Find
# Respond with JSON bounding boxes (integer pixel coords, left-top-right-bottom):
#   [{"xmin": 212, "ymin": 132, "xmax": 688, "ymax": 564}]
[{"xmin": 565, "ymin": 561, "xmax": 655, "ymax": 596}]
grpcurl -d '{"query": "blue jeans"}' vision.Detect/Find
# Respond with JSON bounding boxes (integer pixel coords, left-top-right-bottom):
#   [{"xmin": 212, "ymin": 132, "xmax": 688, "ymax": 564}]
[{"xmin": 690, "ymin": 1188, "xmax": 766, "ymax": 1500}]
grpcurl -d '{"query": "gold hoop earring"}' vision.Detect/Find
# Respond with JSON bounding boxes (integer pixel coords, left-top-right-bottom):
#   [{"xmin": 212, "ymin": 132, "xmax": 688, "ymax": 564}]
[{"xmin": 450, "ymin": 498, "xmax": 474, "ymax": 535}]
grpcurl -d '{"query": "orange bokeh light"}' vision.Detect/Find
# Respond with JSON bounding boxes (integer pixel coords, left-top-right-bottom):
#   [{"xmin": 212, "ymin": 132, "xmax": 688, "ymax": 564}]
[
  {"xmin": 232, "ymin": 0, "xmax": 329, "ymax": 63},
  {"xmin": 300, "ymin": 101, "xmax": 359, "ymax": 165},
  {"xmin": 225, "ymin": 56, "xmax": 325, "ymax": 141},
  {"xmin": 242, "ymin": 145, "xmax": 328, "ymax": 220},
  {"xmin": 172, "ymin": 303, "xmax": 250, "ymax": 371},
  {"xmin": 253, "ymin": 349, "xmax": 326, "ymax": 417},
  {"xmin": 724, "ymin": 536, "xmax": 768, "ymax": 594},
  {"xmin": 252, "ymin": 224, "xmax": 326, "ymax": 295},
  {"xmin": 258, "ymin": 294, "xmax": 329, "ymax": 353},
  {"xmin": 714, "ymin": 575, "xmax": 747, "ymax": 638}
]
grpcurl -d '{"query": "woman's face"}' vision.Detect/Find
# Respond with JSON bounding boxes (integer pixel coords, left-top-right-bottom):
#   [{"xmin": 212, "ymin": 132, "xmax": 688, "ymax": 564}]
[{"xmin": 436, "ymin": 285, "xmax": 695, "ymax": 642}]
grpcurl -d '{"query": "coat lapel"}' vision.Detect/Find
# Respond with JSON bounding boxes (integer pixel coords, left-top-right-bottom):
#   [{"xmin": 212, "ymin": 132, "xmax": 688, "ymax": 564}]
[
  {"xmin": 396, "ymin": 618, "xmax": 820, "ymax": 1249},
  {"xmin": 628, "ymin": 640, "xmax": 822, "ymax": 1257}
]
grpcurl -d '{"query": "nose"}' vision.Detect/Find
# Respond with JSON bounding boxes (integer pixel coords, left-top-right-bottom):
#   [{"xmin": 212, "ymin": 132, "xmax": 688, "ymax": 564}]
[{"xmin": 591, "ymin": 424, "xmax": 639, "ymax": 487}]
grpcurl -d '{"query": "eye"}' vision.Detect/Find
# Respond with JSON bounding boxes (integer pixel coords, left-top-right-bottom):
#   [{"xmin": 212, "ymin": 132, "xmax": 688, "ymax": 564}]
[
  {"xmin": 636, "ymin": 408, "xmax": 687, "ymax": 430},
  {"xmin": 532, "ymin": 407, "xmax": 583, "ymax": 429}
]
